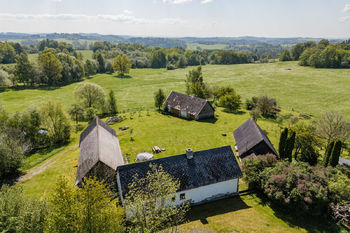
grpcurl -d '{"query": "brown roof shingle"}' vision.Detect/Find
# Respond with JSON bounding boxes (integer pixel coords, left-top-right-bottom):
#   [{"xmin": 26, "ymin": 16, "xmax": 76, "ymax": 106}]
[{"xmin": 166, "ymin": 91, "xmax": 213, "ymax": 116}]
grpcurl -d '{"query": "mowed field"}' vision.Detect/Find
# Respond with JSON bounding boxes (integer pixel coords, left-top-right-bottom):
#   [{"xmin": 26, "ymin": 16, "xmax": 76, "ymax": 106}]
[
  {"xmin": 1, "ymin": 61, "xmax": 349, "ymax": 232},
  {"xmin": 1, "ymin": 61, "xmax": 349, "ymax": 118}
]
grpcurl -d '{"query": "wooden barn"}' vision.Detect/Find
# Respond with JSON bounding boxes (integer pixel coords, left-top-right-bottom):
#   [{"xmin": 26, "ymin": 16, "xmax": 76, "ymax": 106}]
[
  {"xmin": 165, "ymin": 91, "xmax": 214, "ymax": 120},
  {"xmin": 117, "ymin": 146, "xmax": 242, "ymax": 206},
  {"xmin": 76, "ymin": 118, "xmax": 124, "ymax": 189},
  {"xmin": 233, "ymin": 118, "xmax": 278, "ymax": 159}
]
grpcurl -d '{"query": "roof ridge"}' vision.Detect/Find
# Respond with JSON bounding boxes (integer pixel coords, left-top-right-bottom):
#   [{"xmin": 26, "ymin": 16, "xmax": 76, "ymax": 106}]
[
  {"xmin": 117, "ymin": 145, "xmax": 232, "ymax": 169},
  {"xmin": 96, "ymin": 118, "xmax": 101, "ymax": 161}
]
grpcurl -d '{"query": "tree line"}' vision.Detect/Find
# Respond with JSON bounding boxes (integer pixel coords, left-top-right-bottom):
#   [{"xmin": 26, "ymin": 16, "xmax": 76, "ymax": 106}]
[{"xmin": 280, "ymin": 39, "xmax": 350, "ymax": 68}]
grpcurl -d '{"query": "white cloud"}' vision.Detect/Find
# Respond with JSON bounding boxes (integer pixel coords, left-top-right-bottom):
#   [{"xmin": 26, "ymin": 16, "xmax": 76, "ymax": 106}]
[
  {"xmin": 0, "ymin": 13, "xmax": 186, "ymax": 25},
  {"xmin": 339, "ymin": 16, "xmax": 350, "ymax": 22},
  {"xmin": 123, "ymin": 10, "xmax": 132, "ymax": 15},
  {"xmin": 162, "ymin": 0, "xmax": 192, "ymax": 4},
  {"xmin": 201, "ymin": 0, "xmax": 213, "ymax": 4},
  {"xmin": 344, "ymin": 4, "xmax": 350, "ymax": 12}
]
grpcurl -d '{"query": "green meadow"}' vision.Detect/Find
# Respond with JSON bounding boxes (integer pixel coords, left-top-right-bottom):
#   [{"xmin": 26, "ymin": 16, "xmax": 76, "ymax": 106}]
[
  {"xmin": 2, "ymin": 61, "xmax": 349, "ymax": 232},
  {"xmin": 1, "ymin": 61, "xmax": 350, "ymax": 118}
]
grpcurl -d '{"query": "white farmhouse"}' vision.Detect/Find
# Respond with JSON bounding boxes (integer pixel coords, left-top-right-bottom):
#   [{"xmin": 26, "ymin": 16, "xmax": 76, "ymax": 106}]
[{"xmin": 116, "ymin": 146, "xmax": 242, "ymax": 206}]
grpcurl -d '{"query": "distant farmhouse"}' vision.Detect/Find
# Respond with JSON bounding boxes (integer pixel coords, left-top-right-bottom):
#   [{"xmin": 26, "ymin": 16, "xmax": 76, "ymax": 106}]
[
  {"xmin": 165, "ymin": 91, "xmax": 214, "ymax": 120},
  {"xmin": 76, "ymin": 118, "xmax": 124, "ymax": 189},
  {"xmin": 233, "ymin": 118, "xmax": 278, "ymax": 159},
  {"xmin": 117, "ymin": 146, "xmax": 242, "ymax": 206}
]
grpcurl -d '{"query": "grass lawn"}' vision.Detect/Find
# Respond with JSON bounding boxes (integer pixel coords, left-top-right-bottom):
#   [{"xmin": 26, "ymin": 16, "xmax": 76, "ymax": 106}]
[{"xmin": 1, "ymin": 62, "xmax": 349, "ymax": 119}]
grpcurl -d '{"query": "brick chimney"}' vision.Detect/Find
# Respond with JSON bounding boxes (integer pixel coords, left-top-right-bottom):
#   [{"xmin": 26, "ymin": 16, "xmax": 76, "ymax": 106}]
[{"xmin": 186, "ymin": 148, "xmax": 194, "ymax": 159}]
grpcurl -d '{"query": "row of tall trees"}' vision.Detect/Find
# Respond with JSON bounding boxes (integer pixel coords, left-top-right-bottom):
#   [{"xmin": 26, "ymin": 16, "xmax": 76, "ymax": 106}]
[
  {"xmin": 280, "ymin": 39, "xmax": 350, "ymax": 68},
  {"xmin": 276, "ymin": 112, "xmax": 349, "ymax": 167}
]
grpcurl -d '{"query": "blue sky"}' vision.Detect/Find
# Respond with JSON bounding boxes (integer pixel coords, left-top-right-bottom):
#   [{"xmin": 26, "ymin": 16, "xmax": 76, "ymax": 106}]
[{"xmin": 0, "ymin": 0, "xmax": 349, "ymax": 38}]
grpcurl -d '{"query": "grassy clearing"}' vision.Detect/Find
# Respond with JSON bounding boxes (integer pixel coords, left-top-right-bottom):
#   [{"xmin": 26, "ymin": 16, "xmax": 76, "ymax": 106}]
[{"xmin": 1, "ymin": 62, "xmax": 349, "ymax": 119}]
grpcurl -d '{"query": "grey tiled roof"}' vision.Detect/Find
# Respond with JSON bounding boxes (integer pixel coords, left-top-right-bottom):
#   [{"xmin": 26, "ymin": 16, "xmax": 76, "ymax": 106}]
[
  {"xmin": 117, "ymin": 146, "xmax": 242, "ymax": 197},
  {"xmin": 76, "ymin": 118, "xmax": 124, "ymax": 185},
  {"xmin": 233, "ymin": 118, "xmax": 277, "ymax": 157},
  {"xmin": 165, "ymin": 91, "xmax": 213, "ymax": 116}
]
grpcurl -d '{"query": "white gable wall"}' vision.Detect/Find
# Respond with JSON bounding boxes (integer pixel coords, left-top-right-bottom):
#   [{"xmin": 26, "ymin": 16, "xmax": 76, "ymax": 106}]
[{"xmin": 175, "ymin": 178, "xmax": 238, "ymax": 206}]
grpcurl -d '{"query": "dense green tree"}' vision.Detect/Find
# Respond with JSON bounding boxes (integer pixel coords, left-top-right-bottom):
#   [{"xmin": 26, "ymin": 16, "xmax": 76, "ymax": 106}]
[
  {"xmin": 74, "ymin": 82, "xmax": 106, "ymax": 109},
  {"xmin": 217, "ymin": 91, "xmax": 242, "ymax": 112},
  {"xmin": 291, "ymin": 41, "xmax": 317, "ymax": 60},
  {"xmin": 279, "ymin": 50, "xmax": 292, "ymax": 61},
  {"xmin": 107, "ymin": 90, "xmax": 118, "ymax": 115},
  {"xmin": 96, "ymin": 53, "xmax": 106, "ymax": 73},
  {"xmin": 255, "ymin": 95, "xmax": 279, "ymax": 118},
  {"xmin": 14, "ymin": 53, "xmax": 33, "ymax": 85},
  {"xmin": 68, "ymin": 104, "xmax": 85, "ymax": 125},
  {"xmin": 279, "ymin": 128, "xmax": 288, "ymax": 159},
  {"xmin": 324, "ymin": 141, "xmax": 335, "ymax": 167},
  {"xmin": 38, "ymin": 50, "xmax": 63, "ymax": 86},
  {"xmin": 125, "ymin": 164, "xmax": 189, "ymax": 233},
  {"xmin": 154, "ymin": 88, "xmax": 166, "ymax": 111},
  {"xmin": 285, "ymin": 131, "xmax": 296, "ymax": 162},
  {"xmin": 212, "ymin": 87, "xmax": 234, "ymax": 102},
  {"xmin": 84, "ymin": 59, "xmax": 97, "ymax": 76},
  {"xmin": 185, "ymin": 66, "xmax": 210, "ymax": 99},
  {"xmin": 150, "ymin": 49, "xmax": 166, "ymax": 68},
  {"xmin": 84, "ymin": 107, "xmax": 97, "ymax": 122},
  {"xmin": 113, "ymin": 54, "xmax": 131, "ymax": 77},
  {"xmin": 20, "ymin": 108, "xmax": 47, "ymax": 149},
  {"xmin": 292, "ymin": 122, "xmax": 320, "ymax": 165},
  {"xmin": 0, "ymin": 185, "xmax": 47, "ymax": 233},
  {"xmin": 39, "ymin": 101, "xmax": 71, "ymax": 144},
  {"xmin": 0, "ymin": 69, "xmax": 11, "ymax": 87},
  {"xmin": 329, "ymin": 140, "xmax": 342, "ymax": 167},
  {"xmin": 0, "ymin": 42, "xmax": 16, "ymax": 64},
  {"xmin": 0, "ymin": 131, "xmax": 23, "ymax": 179},
  {"xmin": 45, "ymin": 177, "xmax": 124, "ymax": 233}
]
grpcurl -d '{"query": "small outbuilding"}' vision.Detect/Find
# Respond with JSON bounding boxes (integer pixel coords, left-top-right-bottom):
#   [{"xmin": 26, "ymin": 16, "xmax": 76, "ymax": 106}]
[
  {"xmin": 76, "ymin": 117, "xmax": 124, "ymax": 189},
  {"xmin": 233, "ymin": 118, "xmax": 278, "ymax": 159},
  {"xmin": 117, "ymin": 146, "xmax": 242, "ymax": 206},
  {"xmin": 165, "ymin": 91, "xmax": 214, "ymax": 120}
]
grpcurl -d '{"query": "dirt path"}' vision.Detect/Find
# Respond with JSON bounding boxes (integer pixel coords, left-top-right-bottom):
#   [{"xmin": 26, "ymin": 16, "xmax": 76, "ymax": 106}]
[{"xmin": 18, "ymin": 144, "xmax": 78, "ymax": 183}]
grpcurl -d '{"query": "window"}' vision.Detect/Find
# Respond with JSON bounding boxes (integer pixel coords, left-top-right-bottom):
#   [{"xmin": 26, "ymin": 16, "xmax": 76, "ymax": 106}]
[{"xmin": 180, "ymin": 193, "xmax": 186, "ymax": 200}]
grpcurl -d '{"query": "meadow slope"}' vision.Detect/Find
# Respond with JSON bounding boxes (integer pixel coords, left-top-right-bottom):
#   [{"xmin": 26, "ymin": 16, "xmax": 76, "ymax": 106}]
[{"xmin": 1, "ymin": 61, "xmax": 349, "ymax": 118}]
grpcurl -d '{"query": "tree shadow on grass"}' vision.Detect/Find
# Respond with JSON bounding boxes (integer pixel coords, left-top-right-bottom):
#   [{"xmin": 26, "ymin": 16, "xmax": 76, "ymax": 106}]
[
  {"xmin": 114, "ymin": 74, "xmax": 132, "ymax": 79},
  {"xmin": 197, "ymin": 117, "xmax": 218, "ymax": 124},
  {"xmin": 221, "ymin": 109, "xmax": 246, "ymax": 115},
  {"xmin": 186, "ymin": 196, "xmax": 251, "ymax": 223}
]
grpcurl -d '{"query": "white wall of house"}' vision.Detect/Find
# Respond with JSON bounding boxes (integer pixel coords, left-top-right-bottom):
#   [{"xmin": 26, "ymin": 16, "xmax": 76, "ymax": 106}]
[{"xmin": 174, "ymin": 178, "xmax": 238, "ymax": 206}]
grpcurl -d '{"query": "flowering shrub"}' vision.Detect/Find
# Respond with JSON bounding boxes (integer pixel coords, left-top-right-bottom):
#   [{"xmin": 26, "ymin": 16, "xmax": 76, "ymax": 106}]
[{"xmin": 261, "ymin": 161, "xmax": 330, "ymax": 214}]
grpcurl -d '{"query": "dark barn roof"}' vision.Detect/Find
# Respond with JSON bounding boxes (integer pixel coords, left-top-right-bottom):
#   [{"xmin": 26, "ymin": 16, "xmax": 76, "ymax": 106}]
[
  {"xmin": 117, "ymin": 146, "xmax": 242, "ymax": 197},
  {"xmin": 76, "ymin": 118, "xmax": 124, "ymax": 185},
  {"xmin": 233, "ymin": 118, "xmax": 277, "ymax": 157},
  {"xmin": 165, "ymin": 91, "xmax": 214, "ymax": 116}
]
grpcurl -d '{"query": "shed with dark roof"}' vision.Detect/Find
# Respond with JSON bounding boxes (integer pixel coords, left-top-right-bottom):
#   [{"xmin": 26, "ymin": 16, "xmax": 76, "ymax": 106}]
[
  {"xmin": 117, "ymin": 146, "xmax": 242, "ymax": 206},
  {"xmin": 165, "ymin": 91, "xmax": 214, "ymax": 120},
  {"xmin": 76, "ymin": 118, "xmax": 124, "ymax": 189},
  {"xmin": 233, "ymin": 118, "xmax": 278, "ymax": 158}
]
